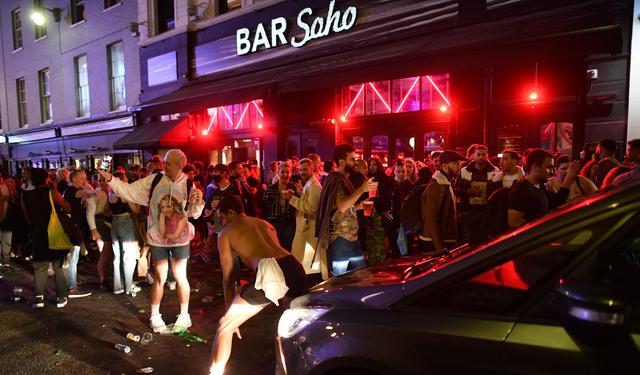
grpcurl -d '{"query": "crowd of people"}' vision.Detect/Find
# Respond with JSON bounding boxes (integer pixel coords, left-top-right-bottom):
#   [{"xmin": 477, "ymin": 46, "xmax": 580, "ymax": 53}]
[{"xmin": 0, "ymin": 137, "xmax": 639, "ymax": 374}]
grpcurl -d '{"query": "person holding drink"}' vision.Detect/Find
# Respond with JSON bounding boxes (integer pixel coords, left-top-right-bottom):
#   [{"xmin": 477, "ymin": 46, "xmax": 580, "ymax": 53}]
[
  {"xmin": 316, "ymin": 144, "xmax": 378, "ymax": 278},
  {"xmin": 203, "ymin": 165, "xmax": 241, "ymax": 263}
]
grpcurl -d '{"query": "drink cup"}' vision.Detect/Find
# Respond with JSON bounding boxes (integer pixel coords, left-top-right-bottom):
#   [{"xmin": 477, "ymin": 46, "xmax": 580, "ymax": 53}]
[
  {"xmin": 363, "ymin": 201, "xmax": 374, "ymax": 217},
  {"xmin": 369, "ymin": 188, "xmax": 377, "ymax": 198}
]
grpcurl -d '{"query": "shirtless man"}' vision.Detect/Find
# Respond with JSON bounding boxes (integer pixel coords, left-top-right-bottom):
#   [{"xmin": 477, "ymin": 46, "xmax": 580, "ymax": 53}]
[{"xmin": 209, "ymin": 196, "xmax": 306, "ymax": 375}]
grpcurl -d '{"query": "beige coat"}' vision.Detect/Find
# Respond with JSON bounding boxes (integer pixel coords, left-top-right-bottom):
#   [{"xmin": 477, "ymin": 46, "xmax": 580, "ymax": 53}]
[{"xmin": 288, "ymin": 175, "xmax": 323, "ymax": 274}]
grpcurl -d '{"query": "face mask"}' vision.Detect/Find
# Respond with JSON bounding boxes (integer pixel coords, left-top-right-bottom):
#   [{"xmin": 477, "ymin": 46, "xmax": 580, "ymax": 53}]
[{"xmin": 212, "ymin": 175, "xmax": 222, "ymax": 183}]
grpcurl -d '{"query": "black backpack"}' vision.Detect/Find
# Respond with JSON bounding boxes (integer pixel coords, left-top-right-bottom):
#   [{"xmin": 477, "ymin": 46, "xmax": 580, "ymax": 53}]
[{"xmin": 400, "ymin": 184, "xmax": 427, "ymax": 234}]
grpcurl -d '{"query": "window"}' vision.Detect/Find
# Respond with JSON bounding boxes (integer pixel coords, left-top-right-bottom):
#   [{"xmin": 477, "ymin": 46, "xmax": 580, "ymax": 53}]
[
  {"xmin": 340, "ymin": 73, "xmax": 450, "ymax": 119},
  {"xmin": 11, "ymin": 8, "xmax": 22, "ymax": 50},
  {"xmin": 108, "ymin": 41, "xmax": 126, "ymax": 110},
  {"xmin": 205, "ymin": 99, "xmax": 264, "ymax": 132},
  {"xmin": 16, "ymin": 77, "xmax": 27, "ymax": 127},
  {"xmin": 70, "ymin": 0, "xmax": 85, "ymax": 24},
  {"xmin": 405, "ymin": 223, "xmax": 616, "ymax": 316},
  {"xmin": 218, "ymin": 0, "xmax": 241, "ymax": 15},
  {"xmin": 34, "ymin": 0, "xmax": 46, "ymax": 39},
  {"xmin": 156, "ymin": 0, "xmax": 175, "ymax": 34},
  {"xmin": 147, "ymin": 51, "xmax": 177, "ymax": 86},
  {"xmin": 424, "ymin": 132, "xmax": 445, "ymax": 153},
  {"xmin": 104, "ymin": 0, "xmax": 121, "ymax": 9},
  {"xmin": 39, "ymin": 68, "xmax": 52, "ymax": 123},
  {"xmin": 74, "ymin": 55, "xmax": 90, "ymax": 117}
]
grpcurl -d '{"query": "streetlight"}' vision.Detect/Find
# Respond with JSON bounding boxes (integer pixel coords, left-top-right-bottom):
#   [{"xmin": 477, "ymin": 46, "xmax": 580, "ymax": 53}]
[{"xmin": 30, "ymin": 6, "xmax": 62, "ymax": 25}]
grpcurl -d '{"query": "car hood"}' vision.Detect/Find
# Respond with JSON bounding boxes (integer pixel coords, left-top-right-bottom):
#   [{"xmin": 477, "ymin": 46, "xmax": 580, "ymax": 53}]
[{"xmin": 291, "ymin": 258, "xmax": 420, "ymax": 310}]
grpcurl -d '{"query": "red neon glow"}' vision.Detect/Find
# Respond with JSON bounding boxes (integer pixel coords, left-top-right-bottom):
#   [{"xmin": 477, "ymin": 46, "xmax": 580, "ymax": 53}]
[
  {"xmin": 395, "ymin": 77, "xmax": 420, "ymax": 113},
  {"xmin": 425, "ymin": 75, "xmax": 451, "ymax": 106},
  {"xmin": 470, "ymin": 261, "xmax": 530, "ymax": 291},
  {"xmin": 205, "ymin": 107, "xmax": 217, "ymax": 133},
  {"xmin": 340, "ymin": 115, "xmax": 347, "ymax": 122},
  {"xmin": 258, "ymin": 123, "xmax": 263, "ymax": 129},
  {"xmin": 368, "ymin": 82, "xmax": 392, "ymax": 112},
  {"xmin": 252, "ymin": 100, "xmax": 264, "ymax": 117},
  {"xmin": 201, "ymin": 129, "xmax": 209, "ymax": 136},
  {"xmin": 439, "ymin": 105, "xmax": 448, "ymax": 112},
  {"xmin": 529, "ymin": 91, "xmax": 538, "ymax": 100},
  {"xmin": 220, "ymin": 106, "xmax": 233, "ymax": 126},
  {"xmin": 344, "ymin": 84, "xmax": 365, "ymax": 118},
  {"xmin": 234, "ymin": 103, "xmax": 251, "ymax": 130}
]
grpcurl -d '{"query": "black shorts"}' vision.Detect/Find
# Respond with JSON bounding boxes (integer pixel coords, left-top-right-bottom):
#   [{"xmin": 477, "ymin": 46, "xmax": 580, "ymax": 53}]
[{"xmin": 240, "ymin": 255, "xmax": 307, "ymax": 306}]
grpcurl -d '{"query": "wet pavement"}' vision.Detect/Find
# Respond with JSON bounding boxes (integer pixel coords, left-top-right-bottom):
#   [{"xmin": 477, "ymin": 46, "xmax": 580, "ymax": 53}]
[{"xmin": 0, "ymin": 257, "xmax": 281, "ymax": 375}]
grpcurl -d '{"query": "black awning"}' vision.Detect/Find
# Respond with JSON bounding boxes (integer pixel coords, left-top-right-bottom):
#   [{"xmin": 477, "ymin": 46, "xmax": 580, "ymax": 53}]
[{"xmin": 113, "ymin": 119, "xmax": 189, "ymax": 150}]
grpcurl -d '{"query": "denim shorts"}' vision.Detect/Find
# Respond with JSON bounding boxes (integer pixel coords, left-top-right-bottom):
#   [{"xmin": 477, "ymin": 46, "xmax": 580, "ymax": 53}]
[{"xmin": 150, "ymin": 245, "xmax": 190, "ymax": 261}]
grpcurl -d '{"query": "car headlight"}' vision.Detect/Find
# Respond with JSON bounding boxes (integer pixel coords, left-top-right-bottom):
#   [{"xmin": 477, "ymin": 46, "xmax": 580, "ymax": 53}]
[{"xmin": 278, "ymin": 306, "xmax": 332, "ymax": 339}]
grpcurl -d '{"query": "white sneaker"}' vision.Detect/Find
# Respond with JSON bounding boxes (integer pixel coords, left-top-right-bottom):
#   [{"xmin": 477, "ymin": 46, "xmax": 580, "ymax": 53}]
[
  {"xmin": 167, "ymin": 281, "xmax": 176, "ymax": 290},
  {"xmin": 173, "ymin": 313, "xmax": 192, "ymax": 332},
  {"xmin": 127, "ymin": 284, "xmax": 141, "ymax": 296},
  {"xmin": 150, "ymin": 314, "xmax": 167, "ymax": 333},
  {"xmin": 113, "ymin": 289, "xmax": 125, "ymax": 295}
]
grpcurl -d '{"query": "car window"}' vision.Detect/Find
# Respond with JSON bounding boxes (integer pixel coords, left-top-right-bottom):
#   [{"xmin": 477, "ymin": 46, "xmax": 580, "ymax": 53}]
[{"xmin": 404, "ymin": 221, "xmax": 617, "ymax": 316}]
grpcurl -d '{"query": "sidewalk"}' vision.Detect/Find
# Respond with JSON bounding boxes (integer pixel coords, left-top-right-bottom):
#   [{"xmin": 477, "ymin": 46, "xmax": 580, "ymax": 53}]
[{"xmin": 0, "ymin": 258, "xmax": 279, "ymax": 375}]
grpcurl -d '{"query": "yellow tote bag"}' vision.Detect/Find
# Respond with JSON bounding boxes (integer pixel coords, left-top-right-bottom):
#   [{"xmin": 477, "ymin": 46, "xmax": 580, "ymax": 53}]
[{"xmin": 47, "ymin": 191, "xmax": 73, "ymax": 250}]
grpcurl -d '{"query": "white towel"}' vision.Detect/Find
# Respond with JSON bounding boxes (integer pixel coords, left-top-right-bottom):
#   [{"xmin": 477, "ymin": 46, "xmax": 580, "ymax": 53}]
[{"xmin": 254, "ymin": 258, "xmax": 289, "ymax": 306}]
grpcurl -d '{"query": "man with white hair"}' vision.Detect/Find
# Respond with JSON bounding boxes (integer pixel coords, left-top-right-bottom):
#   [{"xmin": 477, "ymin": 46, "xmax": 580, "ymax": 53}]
[{"xmin": 99, "ymin": 149, "xmax": 205, "ymax": 332}]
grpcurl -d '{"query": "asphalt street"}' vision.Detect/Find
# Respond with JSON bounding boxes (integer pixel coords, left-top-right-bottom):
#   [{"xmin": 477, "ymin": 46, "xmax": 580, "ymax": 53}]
[{"xmin": 0, "ymin": 258, "xmax": 281, "ymax": 375}]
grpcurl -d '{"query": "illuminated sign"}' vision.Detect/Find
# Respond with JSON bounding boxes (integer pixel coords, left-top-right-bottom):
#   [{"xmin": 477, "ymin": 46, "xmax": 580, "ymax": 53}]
[{"xmin": 236, "ymin": 0, "xmax": 357, "ymax": 56}]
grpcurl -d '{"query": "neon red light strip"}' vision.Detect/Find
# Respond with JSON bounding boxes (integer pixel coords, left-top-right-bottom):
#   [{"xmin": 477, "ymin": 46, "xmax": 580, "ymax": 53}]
[
  {"xmin": 425, "ymin": 75, "xmax": 450, "ymax": 106},
  {"xmin": 368, "ymin": 83, "xmax": 391, "ymax": 112},
  {"xmin": 220, "ymin": 106, "xmax": 233, "ymax": 126},
  {"xmin": 344, "ymin": 84, "xmax": 365, "ymax": 118},
  {"xmin": 234, "ymin": 103, "xmax": 250, "ymax": 130},
  {"xmin": 206, "ymin": 108, "xmax": 217, "ymax": 132},
  {"xmin": 395, "ymin": 77, "xmax": 420, "ymax": 113},
  {"xmin": 252, "ymin": 101, "xmax": 264, "ymax": 117}
]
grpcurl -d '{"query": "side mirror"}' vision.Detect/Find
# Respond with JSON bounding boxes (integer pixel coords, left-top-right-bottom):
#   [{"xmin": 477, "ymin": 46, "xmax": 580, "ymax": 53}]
[{"xmin": 551, "ymin": 280, "xmax": 631, "ymax": 329}]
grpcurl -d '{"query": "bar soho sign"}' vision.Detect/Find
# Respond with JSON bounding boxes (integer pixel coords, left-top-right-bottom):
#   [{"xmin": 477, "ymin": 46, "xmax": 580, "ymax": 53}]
[{"xmin": 236, "ymin": 0, "xmax": 358, "ymax": 56}]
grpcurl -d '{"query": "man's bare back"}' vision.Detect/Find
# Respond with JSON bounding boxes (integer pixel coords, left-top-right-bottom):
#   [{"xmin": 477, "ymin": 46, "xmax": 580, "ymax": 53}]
[{"xmin": 218, "ymin": 215, "xmax": 290, "ymax": 271}]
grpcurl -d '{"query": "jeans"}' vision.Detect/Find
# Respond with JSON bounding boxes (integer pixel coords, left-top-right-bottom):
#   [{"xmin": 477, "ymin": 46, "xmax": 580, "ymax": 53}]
[
  {"xmin": 0, "ymin": 229, "xmax": 12, "ymax": 264},
  {"xmin": 66, "ymin": 246, "xmax": 80, "ymax": 289},
  {"xmin": 112, "ymin": 215, "xmax": 139, "ymax": 293},
  {"xmin": 327, "ymin": 237, "xmax": 366, "ymax": 277},
  {"xmin": 34, "ymin": 259, "xmax": 67, "ymax": 298}
]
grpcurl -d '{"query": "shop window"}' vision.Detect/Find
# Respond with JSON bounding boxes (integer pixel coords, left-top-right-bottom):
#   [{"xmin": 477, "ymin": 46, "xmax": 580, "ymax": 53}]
[
  {"xmin": 424, "ymin": 132, "xmax": 445, "ymax": 154},
  {"xmin": 421, "ymin": 74, "xmax": 450, "ymax": 110},
  {"xmin": 393, "ymin": 77, "xmax": 420, "ymax": 113},
  {"xmin": 396, "ymin": 137, "xmax": 415, "ymax": 159},
  {"xmin": 371, "ymin": 135, "xmax": 389, "ymax": 167},
  {"xmin": 304, "ymin": 139, "xmax": 318, "ymax": 156},
  {"xmin": 352, "ymin": 136, "xmax": 364, "ymax": 160},
  {"xmin": 341, "ymin": 84, "xmax": 365, "ymax": 118},
  {"xmin": 340, "ymin": 74, "xmax": 450, "ymax": 119},
  {"xmin": 539, "ymin": 122, "xmax": 573, "ymax": 156},
  {"xmin": 366, "ymin": 81, "xmax": 392, "ymax": 115},
  {"xmin": 207, "ymin": 99, "xmax": 263, "ymax": 132}
]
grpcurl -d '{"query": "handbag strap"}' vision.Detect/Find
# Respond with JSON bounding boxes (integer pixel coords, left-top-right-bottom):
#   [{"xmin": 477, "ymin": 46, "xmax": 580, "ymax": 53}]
[{"xmin": 48, "ymin": 190, "xmax": 56, "ymax": 213}]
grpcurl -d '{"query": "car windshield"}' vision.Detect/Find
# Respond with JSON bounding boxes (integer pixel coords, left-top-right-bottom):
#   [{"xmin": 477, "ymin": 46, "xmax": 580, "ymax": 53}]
[{"xmin": 403, "ymin": 179, "xmax": 638, "ymax": 281}]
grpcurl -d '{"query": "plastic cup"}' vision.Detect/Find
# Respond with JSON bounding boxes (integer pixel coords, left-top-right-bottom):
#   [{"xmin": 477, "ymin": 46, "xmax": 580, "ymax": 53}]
[
  {"xmin": 363, "ymin": 201, "xmax": 374, "ymax": 217},
  {"xmin": 369, "ymin": 188, "xmax": 377, "ymax": 198}
]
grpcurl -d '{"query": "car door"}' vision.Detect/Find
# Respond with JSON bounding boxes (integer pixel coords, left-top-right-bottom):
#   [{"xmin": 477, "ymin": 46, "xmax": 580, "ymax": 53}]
[
  {"xmin": 500, "ymin": 212, "xmax": 640, "ymax": 374},
  {"xmin": 389, "ymin": 219, "xmax": 612, "ymax": 374}
]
